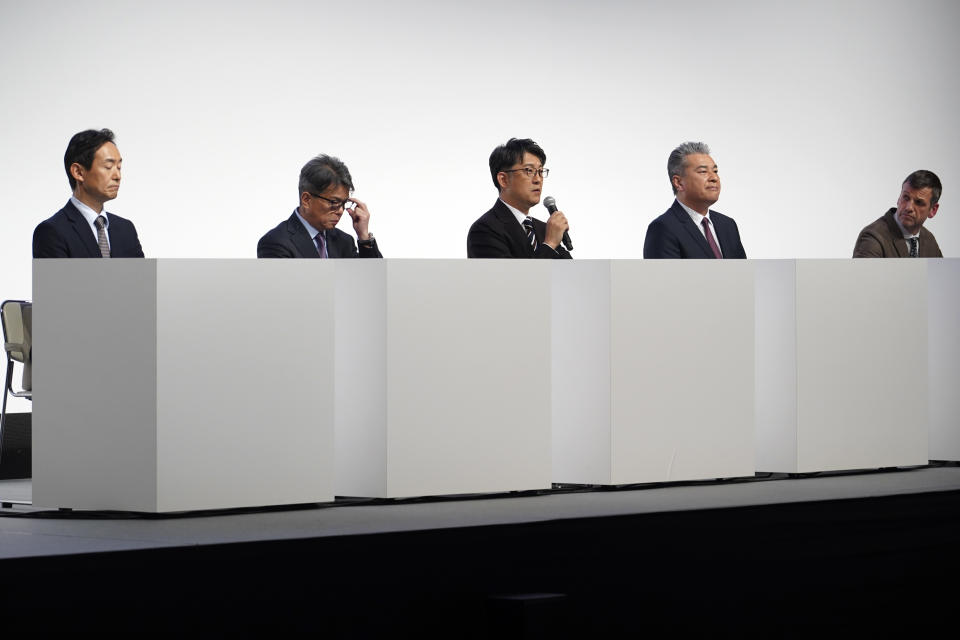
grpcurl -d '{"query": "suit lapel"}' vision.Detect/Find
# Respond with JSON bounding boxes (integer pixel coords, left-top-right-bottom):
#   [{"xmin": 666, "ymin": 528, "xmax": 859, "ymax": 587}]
[
  {"xmin": 711, "ymin": 213, "xmax": 736, "ymax": 257},
  {"xmin": 64, "ymin": 201, "xmax": 101, "ymax": 257},
  {"xmin": 494, "ymin": 200, "xmax": 534, "ymax": 257},
  {"xmin": 671, "ymin": 201, "xmax": 713, "ymax": 258},
  {"xmin": 286, "ymin": 214, "xmax": 321, "ymax": 258},
  {"xmin": 883, "ymin": 211, "xmax": 909, "ymax": 257},
  {"xmin": 326, "ymin": 230, "xmax": 342, "ymax": 259}
]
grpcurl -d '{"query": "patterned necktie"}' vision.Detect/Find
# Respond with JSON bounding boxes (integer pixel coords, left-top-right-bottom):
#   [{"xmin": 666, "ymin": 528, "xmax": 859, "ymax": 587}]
[
  {"xmin": 523, "ymin": 217, "xmax": 538, "ymax": 252},
  {"xmin": 908, "ymin": 237, "xmax": 919, "ymax": 258},
  {"xmin": 95, "ymin": 215, "xmax": 111, "ymax": 258},
  {"xmin": 315, "ymin": 232, "xmax": 327, "ymax": 258},
  {"xmin": 701, "ymin": 218, "xmax": 722, "ymax": 259}
]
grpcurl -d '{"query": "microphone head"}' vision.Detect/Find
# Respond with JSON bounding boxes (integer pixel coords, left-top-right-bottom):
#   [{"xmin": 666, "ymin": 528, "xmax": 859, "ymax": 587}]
[{"xmin": 543, "ymin": 196, "xmax": 558, "ymax": 213}]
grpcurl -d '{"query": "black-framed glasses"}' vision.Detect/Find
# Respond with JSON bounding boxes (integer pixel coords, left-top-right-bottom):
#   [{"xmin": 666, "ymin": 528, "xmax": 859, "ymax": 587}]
[
  {"xmin": 309, "ymin": 193, "xmax": 354, "ymax": 211},
  {"xmin": 502, "ymin": 167, "xmax": 549, "ymax": 179}
]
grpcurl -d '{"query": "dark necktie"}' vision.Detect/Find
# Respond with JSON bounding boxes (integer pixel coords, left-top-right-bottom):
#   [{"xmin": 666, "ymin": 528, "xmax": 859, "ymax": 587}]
[
  {"xmin": 701, "ymin": 218, "xmax": 722, "ymax": 259},
  {"xmin": 523, "ymin": 217, "xmax": 538, "ymax": 252},
  {"xmin": 95, "ymin": 215, "xmax": 110, "ymax": 258},
  {"xmin": 315, "ymin": 232, "xmax": 327, "ymax": 258},
  {"xmin": 908, "ymin": 237, "xmax": 919, "ymax": 258}
]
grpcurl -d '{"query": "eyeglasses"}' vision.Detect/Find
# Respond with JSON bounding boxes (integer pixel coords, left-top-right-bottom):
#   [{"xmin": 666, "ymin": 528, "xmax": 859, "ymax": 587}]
[
  {"xmin": 309, "ymin": 193, "xmax": 354, "ymax": 211},
  {"xmin": 502, "ymin": 167, "xmax": 550, "ymax": 179}
]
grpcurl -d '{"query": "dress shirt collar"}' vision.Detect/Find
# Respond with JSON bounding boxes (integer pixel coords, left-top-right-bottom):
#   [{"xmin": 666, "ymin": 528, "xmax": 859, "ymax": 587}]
[
  {"xmin": 295, "ymin": 207, "xmax": 323, "ymax": 241},
  {"xmin": 71, "ymin": 196, "xmax": 107, "ymax": 229},
  {"xmin": 678, "ymin": 199, "xmax": 712, "ymax": 227},
  {"xmin": 892, "ymin": 211, "xmax": 920, "ymax": 239},
  {"xmin": 500, "ymin": 198, "xmax": 530, "ymax": 227}
]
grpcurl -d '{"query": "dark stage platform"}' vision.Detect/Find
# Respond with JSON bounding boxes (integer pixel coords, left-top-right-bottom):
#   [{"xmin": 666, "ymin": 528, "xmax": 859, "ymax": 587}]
[{"xmin": 2, "ymin": 466, "xmax": 960, "ymax": 636}]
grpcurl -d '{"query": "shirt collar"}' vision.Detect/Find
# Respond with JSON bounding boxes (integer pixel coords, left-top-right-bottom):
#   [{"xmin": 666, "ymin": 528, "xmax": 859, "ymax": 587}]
[
  {"xmin": 500, "ymin": 198, "xmax": 530, "ymax": 227},
  {"xmin": 294, "ymin": 207, "xmax": 323, "ymax": 240},
  {"xmin": 70, "ymin": 196, "xmax": 107, "ymax": 228},
  {"xmin": 892, "ymin": 210, "xmax": 919, "ymax": 239},
  {"xmin": 677, "ymin": 200, "xmax": 712, "ymax": 227}
]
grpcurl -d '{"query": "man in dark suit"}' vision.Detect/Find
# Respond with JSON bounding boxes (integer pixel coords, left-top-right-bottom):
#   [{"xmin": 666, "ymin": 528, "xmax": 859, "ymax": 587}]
[
  {"xmin": 467, "ymin": 138, "xmax": 571, "ymax": 259},
  {"xmin": 33, "ymin": 129, "xmax": 144, "ymax": 258},
  {"xmin": 257, "ymin": 154, "xmax": 382, "ymax": 259},
  {"xmin": 643, "ymin": 141, "xmax": 746, "ymax": 259},
  {"xmin": 853, "ymin": 170, "xmax": 943, "ymax": 258}
]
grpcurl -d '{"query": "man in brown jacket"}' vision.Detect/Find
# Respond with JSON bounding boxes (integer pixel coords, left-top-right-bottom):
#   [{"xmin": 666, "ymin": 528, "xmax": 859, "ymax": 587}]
[{"xmin": 853, "ymin": 170, "xmax": 943, "ymax": 258}]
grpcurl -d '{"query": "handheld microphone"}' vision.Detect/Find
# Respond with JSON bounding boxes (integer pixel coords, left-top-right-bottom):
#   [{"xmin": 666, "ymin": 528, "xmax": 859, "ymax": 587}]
[{"xmin": 543, "ymin": 196, "xmax": 573, "ymax": 251}]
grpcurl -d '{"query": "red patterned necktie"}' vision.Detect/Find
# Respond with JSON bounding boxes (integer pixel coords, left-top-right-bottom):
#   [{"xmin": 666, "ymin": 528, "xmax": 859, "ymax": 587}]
[{"xmin": 701, "ymin": 218, "xmax": 722, "ymax": 259}]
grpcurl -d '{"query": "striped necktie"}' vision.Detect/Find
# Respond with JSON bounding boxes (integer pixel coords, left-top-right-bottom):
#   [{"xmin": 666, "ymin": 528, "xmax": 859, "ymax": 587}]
[
  {"xmin": 523, "ymin": 217, "xmax": 538, "ymax": 252},
  {"xmin": 95, "ymin": 215, "xmax": 110, "ymax": 258}
]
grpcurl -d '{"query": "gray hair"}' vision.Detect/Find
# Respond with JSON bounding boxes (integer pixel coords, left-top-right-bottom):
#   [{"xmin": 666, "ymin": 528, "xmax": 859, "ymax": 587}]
[
  {"xmin": 299, "ymin": 154, "xmax": 354, "ymax": 198},
  {"xmin": 668, "ymin": 141, "xmax": 711, "ymax": 194}
]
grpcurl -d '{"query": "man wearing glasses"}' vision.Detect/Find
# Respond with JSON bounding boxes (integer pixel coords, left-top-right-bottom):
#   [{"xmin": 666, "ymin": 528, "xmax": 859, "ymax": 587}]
[
  {"xmin": 257, "ymin": 154, "xmax": 382, "ymax": 258},
  {"xmin": 467, "ymin": 138, "xmax": 571, "ymax": 259}
]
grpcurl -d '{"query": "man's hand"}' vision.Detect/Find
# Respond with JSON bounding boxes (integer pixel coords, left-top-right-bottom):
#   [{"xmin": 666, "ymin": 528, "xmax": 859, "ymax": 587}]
[
  {"xmin": 544, "ymin": 210, "xmax": 569, "ymax": 249},
  {"xmin": 347, "ymin": 197, "xmax": 371, "ymax": 240}
]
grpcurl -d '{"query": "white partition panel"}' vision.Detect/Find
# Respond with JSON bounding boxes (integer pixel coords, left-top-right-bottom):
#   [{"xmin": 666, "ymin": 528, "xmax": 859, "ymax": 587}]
[
  {"xmin": 755, "ymin": 260, "xmax": 928, "ymax": 473},
  {"xmin": 336, "ymin": 260, "xmax": 553, "ymax": 498},
  {"xmin": 929, "ymin": 258, "xmax": 960, "ymax": 461},
  {"xmin": 33, "ymin": 259, "xmax": 336, "ymax": 512},
  {"xmin": 553, "ymin": 260, "xmax": 756, "ymax": 485}
]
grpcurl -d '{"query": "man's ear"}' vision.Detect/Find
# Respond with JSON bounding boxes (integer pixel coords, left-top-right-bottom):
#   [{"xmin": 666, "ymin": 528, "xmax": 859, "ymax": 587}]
[
  {"xmin": 70, "ymin": 163, "xmax": 85, "ymax": 185},
  {"xmin": 929, "ymin": 203, "xmax": 940, "ymax": 219},
  {"xmin": 671, "ymin": 175, "xmax": 683, "ymax": 193}
]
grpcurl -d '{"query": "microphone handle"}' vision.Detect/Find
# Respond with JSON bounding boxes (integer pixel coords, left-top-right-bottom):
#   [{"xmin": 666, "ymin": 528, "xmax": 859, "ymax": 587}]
[{"xmin": 545, "ymin": 202, "xmax": 573, "ymax": 252}]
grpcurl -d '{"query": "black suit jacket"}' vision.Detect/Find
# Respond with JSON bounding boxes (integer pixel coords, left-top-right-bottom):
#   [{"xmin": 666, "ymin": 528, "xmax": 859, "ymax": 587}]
[
  {"xmin": 33, "ymin": 200, "xmax": 144, "ymax": 258},
  {"xmin": 643, "ymin": 199, "xmax": 746, "ymax": 259},
  {"xmin": 257, "ymin": 211, "xmax": 382, "ymax": 259},
  {"xmin": 467, "ymin": 199, "xmax": 571, "ymax": 259}
]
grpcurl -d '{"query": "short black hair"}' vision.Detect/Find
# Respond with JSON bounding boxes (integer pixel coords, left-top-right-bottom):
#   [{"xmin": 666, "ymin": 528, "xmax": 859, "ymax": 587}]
[
  {"xmin": 904, "ymin": 170, "xmax": 942, "ymax": 205},
  {"xmin": 299, "ymin": 154, "xmax": 354, "ymax": 198},
  {"xmin": 64, "ymin": 129, "xmax": 115, "ymax": 190},
  {"xmin": 488, "ymin": 138, "xmax": 546, "ymax": 191}
]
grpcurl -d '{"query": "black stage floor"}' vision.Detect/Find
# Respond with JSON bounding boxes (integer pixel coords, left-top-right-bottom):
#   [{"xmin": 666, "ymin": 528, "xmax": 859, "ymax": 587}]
[{"xmin": 3, "ymin": 466, "xmax": 959, "ymax": 637}]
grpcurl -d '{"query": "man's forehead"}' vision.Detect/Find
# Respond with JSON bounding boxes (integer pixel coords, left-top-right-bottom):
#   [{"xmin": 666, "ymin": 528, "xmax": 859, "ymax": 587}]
[
  {"xmin": 96, "ymin": 142, "xmax": 121, "ymax": 161},
  {"xmin": 322, "ymin": 184, "xmax": 349, "ymax": 197},
  {"xmin": 518, "ymin": 153, "xmax": 543, "ymax": 167},
  {"xmin": 902, "ymin": 184, "xmax": 932, "ymax": 200},
  {"xmin": 688, "ymin": 153, "xmax": 716, "ymax": 168}
]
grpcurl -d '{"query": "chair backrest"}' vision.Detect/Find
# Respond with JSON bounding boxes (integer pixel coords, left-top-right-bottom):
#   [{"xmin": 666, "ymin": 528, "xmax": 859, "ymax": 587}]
[{"xmin": 2, "ymin": 299, "xmax": 32, "ymax": 392}]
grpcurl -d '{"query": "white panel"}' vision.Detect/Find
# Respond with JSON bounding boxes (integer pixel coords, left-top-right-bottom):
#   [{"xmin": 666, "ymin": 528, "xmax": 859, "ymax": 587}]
[
  {"xmin": 334, "ymin": 260, "xmax": 388, "ymax": 496},
  {"xmin": 795, "ymin": 260, "xmax": 927, "ymax": 471},
  {"xmin": 928, "ymin": 258, "xmax": 960, "ymax": 460},
  {"xmin": 385, "ymin": 260, "xmax": 552, "ymax": 497},
  {"xmin": 609, "ymin": 260, "xmax": 755, "ymax": 483},
  {"xmin": 155, "ymin": 260, "xmax": 335, "ymax": 510},
  {"xmin": 551, "ymin": 260, "xmax": 612, "ymax": 484},
  {"xmin": 754, "ymin": 260, "xmax": 799, "ymax": 472},
  {"xmin": 32, "ymin": 259, "xmax": 159, "ymax": 511}
]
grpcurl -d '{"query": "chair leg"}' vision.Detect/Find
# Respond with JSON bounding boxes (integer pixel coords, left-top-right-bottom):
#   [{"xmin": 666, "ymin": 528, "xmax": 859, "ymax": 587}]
[{"xmin": 0, "ymin": 363, "xmax": 12, "ymax": 465}]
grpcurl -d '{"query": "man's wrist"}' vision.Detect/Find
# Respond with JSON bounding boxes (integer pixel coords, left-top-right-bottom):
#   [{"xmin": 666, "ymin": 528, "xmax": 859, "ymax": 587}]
[{"xmin": 357, "ymin": 233, "xmax": 375, "ymax": 248}]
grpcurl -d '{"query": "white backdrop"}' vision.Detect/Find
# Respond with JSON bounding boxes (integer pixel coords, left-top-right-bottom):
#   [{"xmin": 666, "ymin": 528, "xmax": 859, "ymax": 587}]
[{"xmin": 1, "ymin": 0, "xmax": 958, "ymax": 408}]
